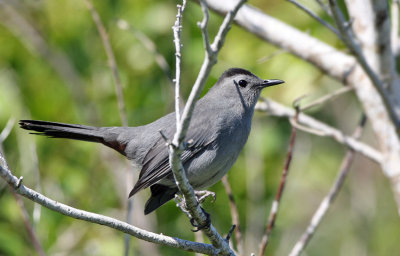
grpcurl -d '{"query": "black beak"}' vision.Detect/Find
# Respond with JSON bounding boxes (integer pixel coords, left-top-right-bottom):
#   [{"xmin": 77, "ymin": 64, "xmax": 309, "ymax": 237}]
[{"xmin": 261, "ymin": 79, "xmax": 284, "ymax": 87}]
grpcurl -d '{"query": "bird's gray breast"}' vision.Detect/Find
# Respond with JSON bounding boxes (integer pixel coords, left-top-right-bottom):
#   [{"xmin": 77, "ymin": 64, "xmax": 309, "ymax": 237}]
[{"xmin": 185, "ymin": 109, "xmax": 253, "ymax": 189}]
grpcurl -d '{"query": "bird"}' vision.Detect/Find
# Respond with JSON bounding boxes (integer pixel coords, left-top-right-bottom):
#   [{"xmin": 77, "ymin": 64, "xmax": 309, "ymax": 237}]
[{"xmin": 19, "ymin": 68, "xmax": 284, "ymax": 214}]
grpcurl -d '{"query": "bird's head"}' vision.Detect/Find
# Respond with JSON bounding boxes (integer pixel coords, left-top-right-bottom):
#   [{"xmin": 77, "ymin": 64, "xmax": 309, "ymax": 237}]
[{"xmin": 211, "ymin": 68, "xmax": 284, "ymax": 109}]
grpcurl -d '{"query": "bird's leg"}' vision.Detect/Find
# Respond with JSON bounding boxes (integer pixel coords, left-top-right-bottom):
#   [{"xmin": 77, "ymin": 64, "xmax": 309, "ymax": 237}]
[
  {"xmin": 174, "ymin": 194, "xmax": 191, "ymax": 217},
  {"xmin": 175, "ymin": 194, "xmax": 212, "ymax": 232},
  {"xmin": 195, "ymin": 190, "xmax": 216, "ymax": 204}
]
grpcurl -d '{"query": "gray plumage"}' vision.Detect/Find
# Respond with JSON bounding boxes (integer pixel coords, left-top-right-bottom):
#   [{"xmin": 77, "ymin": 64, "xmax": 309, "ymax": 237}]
[{"xmin": 19, "ymin": 68, "xmax": 283, "ymax": 214}]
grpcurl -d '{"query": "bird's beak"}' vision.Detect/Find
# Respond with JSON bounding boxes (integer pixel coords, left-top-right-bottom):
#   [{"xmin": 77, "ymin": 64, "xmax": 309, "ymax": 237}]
[{"xmin": 260, "ymin": 79, "xmax": 285, "ymax": 88}]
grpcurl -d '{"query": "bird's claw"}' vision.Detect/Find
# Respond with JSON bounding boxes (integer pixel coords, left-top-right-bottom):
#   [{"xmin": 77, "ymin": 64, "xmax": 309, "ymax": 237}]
[
  {"xmin": 195, "ymin": 190, "xmax": 216, "ymax": 204},
  {"xmin": 190, "ymin": 208, "xmax": 211, "ymax": 232}
]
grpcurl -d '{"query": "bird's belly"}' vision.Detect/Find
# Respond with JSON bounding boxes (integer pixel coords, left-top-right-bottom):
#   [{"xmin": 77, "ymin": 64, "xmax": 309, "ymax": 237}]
[{"xmin": 184, "ymin": 144, "xmax": 241, "ymax": 189}]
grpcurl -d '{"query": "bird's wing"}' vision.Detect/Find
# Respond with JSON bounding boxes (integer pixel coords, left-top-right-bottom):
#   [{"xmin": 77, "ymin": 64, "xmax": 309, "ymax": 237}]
[{"xmin": 128, "ymin": 124, "xmax": 215, "ymax": 197}]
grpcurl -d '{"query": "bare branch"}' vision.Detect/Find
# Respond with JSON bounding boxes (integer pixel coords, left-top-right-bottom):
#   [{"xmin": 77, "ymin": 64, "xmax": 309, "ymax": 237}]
[
  {"xmin": 117, "ymin": 19, "xmax": 173, "ymax": 82},
  {"xmin": 222, "ymin": 176, "xmax": 243, "ymax": 255},
  {"xmin": 0, "ymin": 122, "xmax": 45, "ymax": 256},
  {"xmin": 0, "ymin": 117, "xmax": 15, "ymax": 144},
  {"xmin": 289, "ymin": 115, "xmax": 367, "ymax": 256},
  {"xmin": 176, "ymin": 0, "xmax": 246, "ymax": 144},
  {"xmin": 370, "ymin": 0, "xmax": 400, "ymax": 105},
  {"xmin": 286, "ymin": 0, "xmax": 340, "ymax": 37},
  {"xmin": 12, "ymin": 192, "xmax": 46, "ymax": 256},
  {"xmin": 203, "ymin": 3, "xmax": 400, "ymax": 201},
  {"xmin": 168, "ymin": 0, "xmax": 246, "ymax": 254},
  {"xmin": 391, "ymin": 0, "xmax": 400, "ymax": 56},
  {"xmin": 0, "ymin": 152, "xmax": 220, "ymax": 255},
  {"xmin": 258, "ymin": 107, "xmax": 300, "ymax": 256},
  {"xmin": 84, "ymin": 0, "xmax": 128, "ymax": 127},
  {"xmin": 300, "ymin": 86, "xmax": 353, "ymax": 112},
  {"xmin": 328, "ymin": 0, "xmax": 400, "ymax": 130},
  {"xmin": 0, "ymin": 2, "xmax": 86, "ymax": 104},
  {"xmin": 256, "ymin": 98, "xmax": 383, "ymax": 164},
  {"xmin": 314, "ymin": 0, "xmax": 332, "ymax": 16},
  {"xmin": 172, "ymin": 0, "xmax": 186, "ymax": 122}
]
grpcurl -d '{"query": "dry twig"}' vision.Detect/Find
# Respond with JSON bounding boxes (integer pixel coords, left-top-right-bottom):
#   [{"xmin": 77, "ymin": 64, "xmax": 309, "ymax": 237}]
[
  {"xmin": 0, "ymin": 152, "xmax": 218, "ymax": 255},
  {"xmin": 84, "ymin": 0, "xmax": 128, "ymax": 126},
  {"xmin": 256, "ymin": 98, "xmax": 382, "ymax": 164},
  {"xmin": 286, "ymin": 0, "xmax": 339, "ymax": 37},
  {"xmin": 258, "ymin": 105, "xmax": 300, "ymax": 255},
  {"xmin": 289, "ymin": 115, "xmax": 367, "ymax": 256},
  {"xmin": 222, "ymin": 175, "xmax": 243, "ymax": 255},
  {"xmin": 167, "ymin": 0, "xmax": 246, "ymax": 255}
]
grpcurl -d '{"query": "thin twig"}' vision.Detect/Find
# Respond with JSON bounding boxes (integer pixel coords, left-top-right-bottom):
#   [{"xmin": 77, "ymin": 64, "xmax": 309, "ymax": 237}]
[
  {"xmin": 172, "ymin": 0, "xmax": 186, "ymax": 122},
  {"xmin": 117, "ymin": 19, "xmax": 185, "ymax": 108},
  {"xmin": 391, "ymin": 0, "xmax": 400, "ymax": 56},
  {"xmin": 0, "ymin": 117, "xmax": 15, "ymax": 144},
  {"xmin": 117, "ymin": 19, "xmax": 173, "ymax": 82},
  {"xmin": 0, "ymin": 152, "xmax": 220, "ymax": 255},
  {"xmin": 314, "ymin": 0, "xmax": 332, "ymax": 16},
  {"xmin": 0, "ymin": 2, "xmax": 87, "ymax": 105},
  {"xmin": 84, "ymin": 1, "xmax": 132, "ymax": 253},
  {"xmin": 256, "ymin": 98, "xmax": 382, "ymax": 164},
  {"xmin": 257, "ymin": 49, "xmax": 287, "ymax": 64},
  {"xmin": 84, "ymin": 0, "xmax": 128, "ymax": 127},
  {"xmin": 286, "ymin": 0, "xmax": 340, "ymax": 37},
  {"xmin": 258, "ymin": 106, "xmax": 300, "ymax": 256},
  {"xmin": 289, "ymin": 115, "xmax": 367, "ymax": 256},
  {"xmin": 300, "ymin": 86, "xmax": 353, "ymax": 111},
  {"xmin": 0, "ymin": 143, "xmax": 46, "ymax": 256},
  {"xmin": 12, "ymin": 192, "xmax": 46, "ymax": 256},
  {"xmin": 168, "ymin": 0, "xmax": 246, "ymax": 255},
  {"xmin": 222, "ymin": 175, "xmax": 243, "ymax": 255}
]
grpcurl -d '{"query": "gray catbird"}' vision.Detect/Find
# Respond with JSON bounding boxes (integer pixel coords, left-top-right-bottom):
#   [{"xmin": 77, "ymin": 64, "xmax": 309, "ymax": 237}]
[{"xmin": 20, "ymin": 68, "xmax": 283, "ymax": 214}]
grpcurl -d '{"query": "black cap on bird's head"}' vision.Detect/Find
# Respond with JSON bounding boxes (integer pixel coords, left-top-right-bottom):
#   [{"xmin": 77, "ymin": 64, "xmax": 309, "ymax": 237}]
[{"xmin": 217, "ymin": 67, "xmax": 284, "ymax": 90}]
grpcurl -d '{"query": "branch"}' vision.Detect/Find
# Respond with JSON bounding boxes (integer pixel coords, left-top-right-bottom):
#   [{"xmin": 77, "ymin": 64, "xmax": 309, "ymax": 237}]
[
  {"xmin": 328, "ymin": 0, "xmax": 400, "ymax": 130},
  {"xmin": 172, "ymin": 0, "xmax": 186, "ymax": 122},
  {"xmin": 0, "ymin": 2, "xmax": 87, "ymax": 104},
  {"xmin": 202, "ymin": 4, "xmax": 400, "ymax": 206},
  {"xmin": 286, "ymin": 0, "xmax": 340, "ymax": 37},
  {"xmin": 12, "ymin": 192, "xmax": 46, "ymax": 256},
  {"xmin": 84, "ymin": 0, "xmax": 128, "ymax": 127},
  {"xmin": 314, "ymin": 0, "xmax": 332, "ymax": 16},
  {"xmin": 176, "ymin": 0, "xmax": 246, "ymax": 143},
  {"xmin": 0, "ymin": 122, "xmax": 45, "ymax": 256},
  {"xmin": 222, "ymin": 176, "xmax": 243, "ymax": 255},
  {"xmin": 256, "ymin": 98, "xmax": 383, "ymax": 164},
  {"xmin": 202, "ymin": 0, "xmax": 355, "ymax": 81},
  {"xmin": 0, "ymin": 152, "xmax": 219, "ymax": 255},
  {"xmin": 391, "ymin": 0, "xmax": 400, "ymax": 56},
  {"xmin": 0, "ymin": 117, "xmax": 15, "ymax": 144},
  {"xmin": 300, "ymin": 86, "xmax": 353, "ymax": 112},
  {"xmin": 258, "ymin": 106, "xmax": 300, "ymax": 256},
  {"xmin": 371, "ymin": 0, "xmax": 400, "ymax": 105},
  {"xmin": 168, "ymin": 0, "xmax": 246, "ymax": 255},
  {"xmin": 117, "ymin": 19, "xmax": 173, "ymax": 82},
  {"xmin": 289, "ymin": 115, "xmax": 367, "ymax": 256}
]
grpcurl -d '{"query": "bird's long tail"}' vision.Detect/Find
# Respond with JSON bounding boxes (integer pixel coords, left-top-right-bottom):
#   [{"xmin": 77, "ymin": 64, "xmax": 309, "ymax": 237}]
[
  {"xmin": 19, "ymin": 120, "xmax": 104, "ymax": 142},
  {"xmin": 19, "ymin": 120, "xmax": 127, "ymax": 155}
]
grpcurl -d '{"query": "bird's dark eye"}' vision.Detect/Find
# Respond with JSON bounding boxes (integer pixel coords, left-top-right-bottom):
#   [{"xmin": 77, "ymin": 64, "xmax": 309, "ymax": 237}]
[{"xmin": 238, "ymin": 80, "xmax": 247, "ymax": 87}]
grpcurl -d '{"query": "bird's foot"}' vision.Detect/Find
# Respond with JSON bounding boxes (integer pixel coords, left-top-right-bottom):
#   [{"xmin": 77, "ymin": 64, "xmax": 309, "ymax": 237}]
[
  {"xmin": 190, "ymin": 207, "xmax": 211, "ymax": 232},
  {"xmin": 174, "ymin": 194, "xmax": 191, "ymax": 216},
  {"xmin": 195, "ymin": 190, "xmax": 216, "ymax": 204}
]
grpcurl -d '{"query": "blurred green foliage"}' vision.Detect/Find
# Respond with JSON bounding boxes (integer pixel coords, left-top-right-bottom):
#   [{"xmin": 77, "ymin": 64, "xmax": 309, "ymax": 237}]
[{"xmin": 1, "ymin": 0, "xmax": 400, "ymax": 255}]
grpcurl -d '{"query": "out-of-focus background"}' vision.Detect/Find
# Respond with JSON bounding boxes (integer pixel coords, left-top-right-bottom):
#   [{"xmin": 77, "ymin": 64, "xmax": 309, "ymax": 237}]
[{"xmin": 1, "ymin": 0, "xmax": 399, "ymax": 255}]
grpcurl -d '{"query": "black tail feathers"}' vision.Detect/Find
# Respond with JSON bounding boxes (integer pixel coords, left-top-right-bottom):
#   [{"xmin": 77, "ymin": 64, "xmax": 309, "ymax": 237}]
[{"xmin": 19, "ymin": 120, "xmax": 104, "ymax": 143}]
